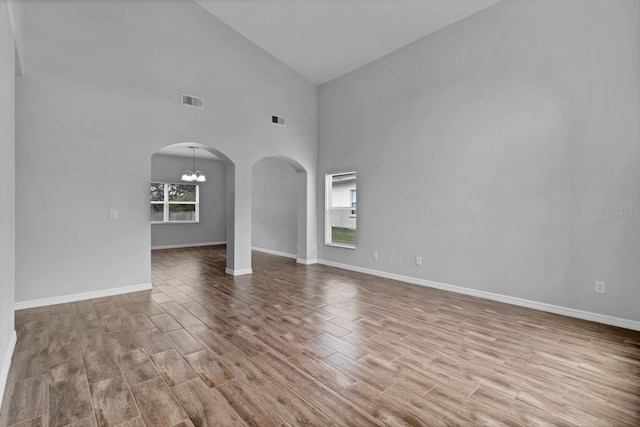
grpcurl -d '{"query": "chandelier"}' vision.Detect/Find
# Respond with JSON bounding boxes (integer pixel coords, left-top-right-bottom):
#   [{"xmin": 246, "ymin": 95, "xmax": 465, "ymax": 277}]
[{"xmin": 181, "ymin": 146, "xmax": 206, "ymax": 182}]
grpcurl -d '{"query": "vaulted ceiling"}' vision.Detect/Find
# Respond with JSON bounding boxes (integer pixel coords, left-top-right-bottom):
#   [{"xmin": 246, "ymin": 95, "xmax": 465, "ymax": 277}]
[{"xmin": 195, "ymin": 0, "xmax": 502, "ymax": 85}]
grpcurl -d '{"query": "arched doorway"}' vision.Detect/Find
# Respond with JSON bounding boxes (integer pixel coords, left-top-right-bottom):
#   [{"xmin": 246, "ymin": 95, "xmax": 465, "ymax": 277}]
[
  {"xmin": 251, "ymin": 155, "xmax": 314, "ymax": 265},
  {"xmin": 150, "ymin": 142, "xmax": 236, "ymax": 274}
]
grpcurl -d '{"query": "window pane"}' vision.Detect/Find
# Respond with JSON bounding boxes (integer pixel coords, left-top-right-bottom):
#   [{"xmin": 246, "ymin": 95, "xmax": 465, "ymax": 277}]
[
  {"xmin": 150, "ymin": 203, "xmax": 164, "ymax": 221},
  {"xmin": 168, "ymin": 184, "xmax": 196, "ymax": 202},
  {"xmin": 331, "ymin": 174, "xmax": 356, "ymax": 208},
  {"xmin": 150, "ymin": 183, "xmax": 164, "ymax": 201},
  {"xmin": 330, "ymin": 208, "xmax": 356, "ymax": 245},
  {"xmin": 169, "ymin": 204, "xmax": 196, "ymax": 221}
]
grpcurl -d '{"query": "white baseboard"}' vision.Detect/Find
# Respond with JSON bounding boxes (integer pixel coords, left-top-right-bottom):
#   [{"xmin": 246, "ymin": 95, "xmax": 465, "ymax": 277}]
[
  {"xmin": 14, "ymin": 283, "xmax": 153, "ymax": 310},
  {"xmin": 317, "ymin": 259, "xmax": 640, "ymax": 332},
  {"xmin": 251, "ymin": 247, "xmax": 319, "ymax": 266},
  {"xmin": 252, "ymin": 246, "xmax": 297, "ymax": 259},
  {"xmin": 225, "ymin": 268, "xmax": 253, "ymax": 276},
  {"xmin": 0, "ymin": 330, "xmax": 17, "ymax": 407},
  {"xmin": 152, "ymin": 241, "xmax": 226, "ymax": 250}
]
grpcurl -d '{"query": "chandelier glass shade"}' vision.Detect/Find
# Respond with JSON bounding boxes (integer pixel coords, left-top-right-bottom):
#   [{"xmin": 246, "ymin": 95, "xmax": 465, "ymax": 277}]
[{"xmin": 182, "ymin": 147, "xmax": 206, "ymax": 182}]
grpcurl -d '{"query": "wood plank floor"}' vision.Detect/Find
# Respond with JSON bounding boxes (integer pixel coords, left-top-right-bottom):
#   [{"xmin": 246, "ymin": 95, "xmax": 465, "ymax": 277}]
[{"xmin": 1, "ymin": 245, "xmax": 639, "ymax": 426}]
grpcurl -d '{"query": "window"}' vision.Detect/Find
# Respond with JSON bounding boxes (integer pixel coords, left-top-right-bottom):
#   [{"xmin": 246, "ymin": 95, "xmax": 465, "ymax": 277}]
[
  {"xmin": 150, "ymin": 182, "xmax": 199, "ymax": 223},
  {"xmin": 325, "ymin": 172, "xmax": 357, "ymax": 248}
]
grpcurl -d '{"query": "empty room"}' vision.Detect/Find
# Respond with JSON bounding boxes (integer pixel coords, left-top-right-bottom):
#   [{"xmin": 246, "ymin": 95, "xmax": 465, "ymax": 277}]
[{"xmin": 0, "ymin": 0, "xmax": 639, "ymax": 426}]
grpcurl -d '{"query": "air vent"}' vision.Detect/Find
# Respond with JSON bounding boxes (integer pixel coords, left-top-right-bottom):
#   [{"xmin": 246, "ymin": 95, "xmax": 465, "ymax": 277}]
[
  {"xmin": 181, "ymin": 93, "xmax": 204, "ymax": 109},
  {"xmin": 271, "ymin": 115, "xmax": 285, "ymax": 126}
]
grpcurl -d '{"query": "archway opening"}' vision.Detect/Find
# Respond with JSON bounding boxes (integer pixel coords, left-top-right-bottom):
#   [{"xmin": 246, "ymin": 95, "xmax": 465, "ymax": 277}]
[
  {"xmin": 150, "ymin": 142, "xmax": 234, "ymax": 275},
  {"xmin": 251, "ymin": 155, "xmax": 309, "ymax": 268}
]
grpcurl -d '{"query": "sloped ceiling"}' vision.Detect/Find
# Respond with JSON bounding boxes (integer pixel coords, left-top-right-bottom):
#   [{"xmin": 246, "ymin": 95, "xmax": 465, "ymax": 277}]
[{"xmin": 195, "ymin": 0, "xmax": 502, "ymax": 85}]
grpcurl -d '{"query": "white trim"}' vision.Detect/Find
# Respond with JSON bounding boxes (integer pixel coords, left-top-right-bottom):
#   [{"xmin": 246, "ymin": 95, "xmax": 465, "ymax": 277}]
[
  {"xmin": 297, "ymin": 258, "xmax": 318, "ymax": 265},
  {"xmin": 252, "ymin": 246, "xmax": 297, "ymax": 259},
  {"xmin": 0, "ymin": 330, "xmax": 17, "ymax": 406},
  {"xmin": 225, "ymin": 268, "xmax": 253, "ymax": 276},
  {"xmin": 151, "ymin": 241, "xmax": 225, "ymax": 250},
  {"xmin": 151, "ymin": 221, "xmax": 200, "ymax": 225},
  {"xmin": 325, "ymin": 242, "xmax": 357, "ymax": 250},
  {"xmin": 317, "ymin": 259, "xmax": 640, "ymax": 332},
  {"xmin": 14, "ymin": 283, "xmax": 152, "ymax": 310}
]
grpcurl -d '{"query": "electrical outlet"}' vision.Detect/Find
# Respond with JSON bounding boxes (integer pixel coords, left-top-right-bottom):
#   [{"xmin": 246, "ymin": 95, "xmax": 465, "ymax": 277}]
[
  {"xmin": 415, "ymin": 256, "xmax": 422, "ymax": 266},
  {"xmin": 373, "ymin": 251, "xmax": 378, "ymax": 260},
  {"xmin": 595, "ymin": 281, "xmax": 605, "ymax": 294}
]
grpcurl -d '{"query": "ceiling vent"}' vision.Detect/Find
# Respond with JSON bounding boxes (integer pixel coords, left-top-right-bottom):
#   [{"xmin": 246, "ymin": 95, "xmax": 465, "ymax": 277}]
[
  {"xmin": 271, "ymin": 115, "xmax": 285, "ymax": 126},
  {"xmin": 181, "ymin": 93, "xmax": 204, "ymax": 109}
]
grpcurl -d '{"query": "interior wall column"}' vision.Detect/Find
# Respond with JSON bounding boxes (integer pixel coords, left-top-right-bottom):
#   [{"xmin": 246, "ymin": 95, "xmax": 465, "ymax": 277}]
[
  {"xmin": 225, "ymin": 162, "xmax": 252, "ymax": 275},
  {"xmin": 297, "ymin": 170, "xmax": 317, "ymax": 264}
]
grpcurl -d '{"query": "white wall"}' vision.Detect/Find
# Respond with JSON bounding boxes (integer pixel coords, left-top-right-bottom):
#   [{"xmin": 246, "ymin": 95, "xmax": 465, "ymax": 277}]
[
  {"xmin": 318, "ymin": 0, "xmax": 640, "ymax": 322},
  {"xmin": 151, "ymin": 154, "xmax": 226, "ymax": 248},
  {"xmin": 15, "ymin": 0, "xmax": 317, "ymax": 302},
  {"xmin": 0, "ymin": 0, "xmax": 16, "ymax": 404},
  {"xmin": 252, "ymin": 157, "xmax": 298, "ymax": 256}
]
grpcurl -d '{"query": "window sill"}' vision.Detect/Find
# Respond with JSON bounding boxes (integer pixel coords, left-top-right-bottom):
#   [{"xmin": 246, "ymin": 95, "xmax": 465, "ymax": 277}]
[
  {"xmin": 325, "ymin": 242, "xmax": 356, "ymax": 250},
  {"xmin": 151, "ymin": 221, "xmax": 199, "ymax": 225}
]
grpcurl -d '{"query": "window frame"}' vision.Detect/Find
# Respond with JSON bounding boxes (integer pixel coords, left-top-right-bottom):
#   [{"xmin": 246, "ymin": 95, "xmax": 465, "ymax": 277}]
[
  {"xmin": 350, "ymin": 189, "xmax": 357, "ymax": 217},
  {"xmin": 150, "ymin": 182, "xmax": 200, "ymax": 224},
  {"xmin": 325, "ymin": 171, "xmax": 357, "ymax": 249}
]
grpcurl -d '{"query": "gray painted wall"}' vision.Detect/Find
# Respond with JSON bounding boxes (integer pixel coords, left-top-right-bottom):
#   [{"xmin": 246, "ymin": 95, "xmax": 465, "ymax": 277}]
[
  {"xmin": 151, "ymin": 153, "xmax": 226, "ymax": 248},
  {"xmin": 0, "ymin": 0, "xmax": 16, "ymax": 396},
  {"xmin": 10, "ymin": 0, "xmax": 637, "ymax": 326},
  {"xmin": 252, "ymin": 157, "xmax": 298, "ymax": 256},
  {"xmin": 15, "ymin": 0, "xmax": 317, "ymax": 302},
  {"xmin": 318, "ymin": 0, "xmax": 640, "ymax": 321}
]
